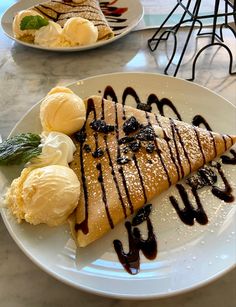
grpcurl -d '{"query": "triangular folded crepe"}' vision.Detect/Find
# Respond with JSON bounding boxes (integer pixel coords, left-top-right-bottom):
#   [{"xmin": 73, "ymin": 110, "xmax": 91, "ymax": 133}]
[
  {"xmin": 32, "ymin": 0, "xmax": 114, "ymax": 40},
  {"xmin": 70, "ymin": 95, "xmax": 236, "ymax": 247}
]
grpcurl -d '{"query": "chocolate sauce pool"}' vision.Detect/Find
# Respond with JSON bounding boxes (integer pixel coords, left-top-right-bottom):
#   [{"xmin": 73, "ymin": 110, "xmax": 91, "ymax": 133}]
[{"xmin": 75, "ymin": 84, "xmax": 235, "ymax": 275}]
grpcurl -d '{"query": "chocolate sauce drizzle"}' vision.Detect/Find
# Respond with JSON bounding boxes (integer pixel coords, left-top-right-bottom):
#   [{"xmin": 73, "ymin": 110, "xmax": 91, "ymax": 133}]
[
  {"xmin": 193, "ymin": 127, "xmax": 206, "ymax": 165},
  {"xmin": 192, "ymin": 115, "xmax": 212, "ymax": 131},
  {"xmin": 210, "ymin": 130, "xmax": 217, "ymax": 158},
  {"xmin": 211, "ymin": 162, "xmax": 234, "ymax": 202},
  {"xmin": 221, "ymin": 149, "xmax": 236, "ymax": 165},
  {"xmin": 132, "ymin": 154, "xmax": 147, "ymax": 204},
  {"xmin": 103, "ymin": 86, "xmax": 182, "ymax": 120},
  {"xmin": 111, "ymin": 93, "xmax": 134, "ymax": 215},
  {"xmin": 103, "ymin": 85, "xmax": 118, "ymax": 102},
  {"xmin": 100, "ymin": 0, "xmax": 128, "ymax": 32},
  {"xmin": 145, "ymin": 112, "xmax": 172, "ymax": 186},
  {"xmin": 170, "ymin": 184, "xmax": 208, "ymax": 226},
  {"xmin": 170, "ymin": 118, "xmax": 185, "ymax": 179},
  {"xmin": 104, "ymin": 135, "xmax": 127, "ymax": 218},
  {"xmin": 75, "ymin": 101, "xmax": 96, "ymax": 234},
  {"xmin": 154, "ymin": 114, "xmax": 179, "ymax": 181},
  {"xmin": 171, "ymin": 118, "xmax": 192, "ymax": 174},
  {"xmin": 96, "ymin": 163, "xmax": 114, "ymax": 228},
  {"xmin": 113, "ymin": 205, "xmax": 157, "ymax": 275},
  {"xmin": 222, "ymin": 135, "xmax": 228, "ymax": 151},
  {"xmin": 120, "ymin": 104, "xmax": 149, "ymax": 208},
  {"xmin": 170, "ymin": 161, "xmax": 235, "ymax": 226},
  {"xmin": 75, "ymin": 127, "xmax": 89, "ymax": 234}
]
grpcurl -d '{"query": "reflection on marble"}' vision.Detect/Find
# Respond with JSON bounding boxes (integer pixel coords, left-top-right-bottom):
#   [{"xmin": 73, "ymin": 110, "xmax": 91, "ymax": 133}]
[{"xmin": 0, "ymin": 0, "xmax": 236, "ymax": 306}]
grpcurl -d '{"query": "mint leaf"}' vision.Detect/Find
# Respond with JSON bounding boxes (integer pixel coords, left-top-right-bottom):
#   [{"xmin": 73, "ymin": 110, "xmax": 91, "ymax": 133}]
[
  {"xmin": 0, "ymin": 133, "xmax": 42, "ymax": 165},
  {"xmin": 20, "ymin": 15, "xmax": 49, "ymax": 30}
]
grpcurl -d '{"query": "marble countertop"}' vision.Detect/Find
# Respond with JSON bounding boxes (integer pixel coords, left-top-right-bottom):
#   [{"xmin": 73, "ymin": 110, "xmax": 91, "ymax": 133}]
[{"xmin": 0, "ymin": 1, "xmax": 236, "ymax": 306}]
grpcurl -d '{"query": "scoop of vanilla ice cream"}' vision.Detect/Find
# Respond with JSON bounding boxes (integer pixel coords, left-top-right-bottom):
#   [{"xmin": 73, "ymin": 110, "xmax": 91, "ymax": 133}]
[
  {"xmin": 30, "ymin": 131, "xmax": 76, "ymax": 167},
  {"xmin": 62, "ymin": 17, "xmax": 98, "ymax": 46},
  {"xmin": 13, "ymin": 9, "xmax": 43, "ymax": 40},
  {"xmin": 6, "ymin": 168, "xmax": 33, "ymax": 223},
  {"xmin": 7, "ymin": 165, "xmax": 80, "ymax": 226},
  {"xmin": 34, "ymin": 20, "xmax": 63, "ymax": 47},
  {"xmin": 40, "ymin": 86, "xmax": 86, "ymax": 135},
  {"xmin": 48, "ymin": 86, "xmax": 74, "ymax": 95}
]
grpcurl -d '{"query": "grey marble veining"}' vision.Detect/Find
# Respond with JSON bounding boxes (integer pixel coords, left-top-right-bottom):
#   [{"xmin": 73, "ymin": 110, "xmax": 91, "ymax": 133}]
[{"xmin": 0, "ymin": 1, "xmax": 236, "ymax": 306}]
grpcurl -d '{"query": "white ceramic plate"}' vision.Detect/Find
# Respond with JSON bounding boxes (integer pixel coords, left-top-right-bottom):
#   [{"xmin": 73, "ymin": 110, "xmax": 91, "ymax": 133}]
[
  {"xmin": 0, "ymin": 72, "xmax": 236, "ymax": 299},
  {"xmin": 1, "ymin": 0, "xmax": 143, "ymax": 52}
]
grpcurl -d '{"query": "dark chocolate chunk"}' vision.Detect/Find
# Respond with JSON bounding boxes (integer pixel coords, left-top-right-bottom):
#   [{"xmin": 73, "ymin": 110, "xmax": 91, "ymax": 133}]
[
  {"xmin": 146, "ymin": 143, "xmax": 155, "ymax": 153},
  {"xmin": 90, "ymin": 119, "xmax": 115, "ymax": 134},
  {"xmin": 83, "ymin": 144, "xmax": 91, "ymax": 153},
  {"xmin": 117, "ymin": 156, "xmax": 131, "ymax": 165},
  {"xmin": 199, "ymin": 167, "xmax": 217, "ymax": 185},
  {"xmin": 118, "ymin": 136, "xmax": 135, "ymax": 145},
  {"xmin": 186, "ymin": 166, "xmax": 217, "ymax": 190},
  {"xmin": 92, "ymin": 148, "xmax": 104, "ymax": 158},
  {"xmin": 129, "ymin": 140, "xmax": 141, "ymax": 152},
  {"xmin": 123, "ymin": 146, "xmax": 130, "ymax": 154},
  {"xmin": 123, "ymin": 116, "xmax": 141, "ymax": 135},
  {"xmin": 136, "ymin": 125, "xmax": 156, "ymax": 141},
  {"xmin": 74, "ymin": 130, "xmax": 86, "ymax": 143}
]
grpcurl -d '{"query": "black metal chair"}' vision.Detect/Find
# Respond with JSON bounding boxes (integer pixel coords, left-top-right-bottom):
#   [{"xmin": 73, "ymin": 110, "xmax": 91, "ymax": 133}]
[{"xmin": 148, "ymin": 0, "xmax": 236, "ymax": 80}]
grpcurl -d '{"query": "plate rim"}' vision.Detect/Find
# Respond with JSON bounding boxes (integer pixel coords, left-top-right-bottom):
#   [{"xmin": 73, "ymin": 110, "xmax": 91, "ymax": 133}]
[
  {"xmin": 6, "ymin": 72, "xmax": 236, "ymax": 128},
  {"xmin": 1, "ymin": 0, "xmax": 144, "ymax": 52},
  {"xmin": 1, "ymin": 71, "xmax": 236, "ymax": 299}
]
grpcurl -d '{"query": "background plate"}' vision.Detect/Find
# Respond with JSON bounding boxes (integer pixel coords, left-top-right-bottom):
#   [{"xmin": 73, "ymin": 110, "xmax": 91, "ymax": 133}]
[
  {"xmin": 0, "ymin": 72, "xmax": 236, "ymax": 299},
  {"xmin": 1, "ymin": 0, "xmax": 143, "ymax": 52}
]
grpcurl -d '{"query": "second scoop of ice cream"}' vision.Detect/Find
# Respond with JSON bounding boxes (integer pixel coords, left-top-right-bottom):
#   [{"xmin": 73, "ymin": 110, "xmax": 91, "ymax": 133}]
[{"xmin": 62, "ymin": 17, "xmax": 98, "ymax": 46}]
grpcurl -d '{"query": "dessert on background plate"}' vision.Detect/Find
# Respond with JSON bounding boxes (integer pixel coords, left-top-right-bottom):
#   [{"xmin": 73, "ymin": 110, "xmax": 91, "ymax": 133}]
[
  {"xmin": 2, "ymin": 0, "xmax": 145, "ymax": 53},
  {"xmin": 12, "ymin": 0, "xmax": 114, "ymax": 47},
  {"xmin": 32, "ymin": 0, "xmax": 114, "ymax": 40}
]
